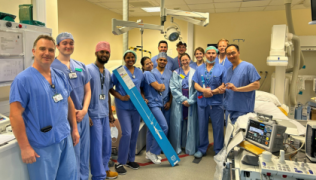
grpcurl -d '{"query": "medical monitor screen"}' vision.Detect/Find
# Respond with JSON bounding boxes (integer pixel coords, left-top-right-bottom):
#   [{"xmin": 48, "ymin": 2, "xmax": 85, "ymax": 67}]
[
  {"xmin": 312, "ymin": 0, "xmax": 316, "ymax": 21},
  {"xmin": 246, "ymin": 120, "xmax": 272, "ymax": 147}
]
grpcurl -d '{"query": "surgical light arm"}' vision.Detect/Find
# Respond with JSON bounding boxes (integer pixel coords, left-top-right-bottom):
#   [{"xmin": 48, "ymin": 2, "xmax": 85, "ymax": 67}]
[
  {"xmin": 112, "ymin": 18, "xmax": 164, "ymax": 35},
  {"xmin": 163, "ymin": 9, "xmax": 209, "ymax": 27}
]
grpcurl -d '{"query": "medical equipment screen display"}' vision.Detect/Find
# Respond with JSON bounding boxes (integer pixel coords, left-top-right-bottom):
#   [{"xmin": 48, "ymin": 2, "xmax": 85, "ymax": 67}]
[{"xmin": 246, "ymin": 120, "xmax": 272, "ymax": 147}]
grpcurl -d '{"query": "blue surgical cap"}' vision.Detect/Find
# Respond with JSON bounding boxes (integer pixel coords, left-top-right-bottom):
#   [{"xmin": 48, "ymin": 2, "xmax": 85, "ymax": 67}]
[
  {"xmin": 56, "ymin": 32, "xmax": 74, "ymax": 45},
  {"xmin": 205, "ymin": 46, "xmax": 218, "ymax": 54},
  {"xmin": 157, "ymin": 52, "xmax": 167, "ymax": 60},
  {"xmin": 123, "ymin": 50, "xmax": 137, "ymax": 63}
]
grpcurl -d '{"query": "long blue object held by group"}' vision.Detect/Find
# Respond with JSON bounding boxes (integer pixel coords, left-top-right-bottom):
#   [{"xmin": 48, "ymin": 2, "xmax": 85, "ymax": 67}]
[{"xmin": 113, "ymin": 66, "xmax": 180, "ymax": 167}]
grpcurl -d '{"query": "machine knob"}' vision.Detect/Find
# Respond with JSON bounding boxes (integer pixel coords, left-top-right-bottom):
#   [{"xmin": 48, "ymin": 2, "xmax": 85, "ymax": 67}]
[
  {"xmin": 6, "ymin": 21, "xmax": 12, "ymax": 27},
  {"xmin": 279, "ymin": 150, "xmax": 285, "ymax": 164},
  {"xmin": 294, "ymin": 158, "xmax": 299, "ymax": 165},
  {"xmin": 301, "ymin": 158, "xmax": 307, "ymax": 170},
  {"xmin": 262, "ymin": 151, "xmax": 272, "ymax": 162}
]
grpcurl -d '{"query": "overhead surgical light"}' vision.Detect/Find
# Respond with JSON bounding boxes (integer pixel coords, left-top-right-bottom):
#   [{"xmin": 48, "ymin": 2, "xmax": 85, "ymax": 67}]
[{"xmin": 164, "ymin": 25, "xmax": 180, "ymax": 42}]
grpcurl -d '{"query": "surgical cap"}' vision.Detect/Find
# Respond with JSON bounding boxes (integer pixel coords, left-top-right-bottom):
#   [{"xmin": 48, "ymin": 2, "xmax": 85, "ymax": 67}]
[
  {"xmin": 56, "ymin": 32, "xmax": 74, "ymax": 45},
  {"xmin": 95, "ymin": 41, "xmax": 111, "ymax": 53},
  {"xmin": 123, "ymin": 50, "xmax": 137, "ymax": 63},
  {"xmin": 157, "ymin": 52, "xmax": 167, "ymax": 60},
  {"xmin": 205, "ymin": 46, "xmax": 218, "ymax": 54}
]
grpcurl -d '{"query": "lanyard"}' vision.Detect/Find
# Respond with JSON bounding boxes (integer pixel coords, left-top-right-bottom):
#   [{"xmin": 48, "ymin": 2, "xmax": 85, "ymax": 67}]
[
  {"xmin": 178, "ymin": 57, "xmax": 181, "ymax": 69},
  {"xmin": 49, "ymin": 72, "xmax": 58, "ymax": 94},
  {"xmin": 204, "ymin": 65, "xmax": 214, "ymax": 87},
  {"xmin": 219, "ymin": 56, "xmax": 226, "ymax": 66},
  {"xmin": 96, "ymin": 64, "xmax": 105, "ymax": 90}
]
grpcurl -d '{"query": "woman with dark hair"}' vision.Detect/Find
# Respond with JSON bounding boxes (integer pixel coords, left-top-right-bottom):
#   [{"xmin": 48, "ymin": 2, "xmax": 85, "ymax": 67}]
[
  {"xmin": 169, "ymin": 53, "xmax": 199, "ymax": 155},
  {"xmin": 110, "ymin": 50, "xmax": 144, "ymax": 174}
]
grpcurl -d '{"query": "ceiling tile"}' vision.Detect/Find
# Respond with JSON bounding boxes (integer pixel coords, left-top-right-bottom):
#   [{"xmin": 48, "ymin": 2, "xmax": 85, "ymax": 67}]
[
  {"xmin": 292, "ymin": 4, "xmax": 309, "ymax": 9},
  {"xmin": 184, "ymin": 0, "xmax": 214, "ymax": 4},
  {"xmin": 187, "ymin": 3, "xmax": 214, "ymax": 9},
  {"xmin": 241, "ymin": 1, "xmax": 270, "ymax": 8},
  {"xmin": 240, "ymin": 6, "xmax": 265, "ymax": 12},
  {"xmin": 269, "ymin": 0, "xmax": 301, "ymax": 6},
  {"xmin": 190, "ymin": 8, "xmax": 214, "ymax": 13},
  {"xmin": 215, "ymin": 8, "xmax": 239, "ymax": 13},
  {"xmin": 214, "ymin": 2, "xmax": 241, "ymax": 9},
  {"xmin": 264, "ymin": 5, "xmax": 285, "ymax": 11}
]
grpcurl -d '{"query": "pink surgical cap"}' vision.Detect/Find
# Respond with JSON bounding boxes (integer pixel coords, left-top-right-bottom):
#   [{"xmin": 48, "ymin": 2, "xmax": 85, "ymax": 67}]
[{"xmin": 95, "ymin": 41, "xmax": 111, "ymax": 53}]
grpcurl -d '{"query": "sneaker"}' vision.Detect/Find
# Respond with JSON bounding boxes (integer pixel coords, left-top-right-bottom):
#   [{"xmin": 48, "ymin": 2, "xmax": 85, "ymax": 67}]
[
  {"xmin": 145, "ymin": 152, "xmax": 162, "ymax": 160},
  {"xmin": 126, "ymin": 162, "xmax": 140, "ymax": 170},
  {"xmin": 115, "ymin": 164, "xmax": 126, "ymax": 175},
  {"xmin": 146, "ymin": 151, "xmax": 161, "ymax": 164},
  {"xmin": 194, "ymin": 151, "xmax": 203, "ymax": 159},
  {"xmin": 106, "ymin": 170, "xmax": 118, "ymax": 179}
]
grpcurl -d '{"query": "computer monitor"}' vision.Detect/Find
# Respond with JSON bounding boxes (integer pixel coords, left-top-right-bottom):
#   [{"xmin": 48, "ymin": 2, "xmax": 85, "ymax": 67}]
[{"xmin": 309, "ymin": 0, "xmax": 316, "ymax": 24}]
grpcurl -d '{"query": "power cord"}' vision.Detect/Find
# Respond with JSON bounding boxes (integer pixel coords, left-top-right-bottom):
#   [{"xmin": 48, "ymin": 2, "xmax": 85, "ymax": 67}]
[{"xmin": 259, "ymin": 71, "xmax": 268, "ymax": 90}]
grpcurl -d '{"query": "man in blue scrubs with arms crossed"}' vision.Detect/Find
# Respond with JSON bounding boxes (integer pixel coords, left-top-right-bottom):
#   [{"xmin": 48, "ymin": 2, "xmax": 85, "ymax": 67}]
[
  {"xmin": 9, "ymin": 35, "xmax": 79, "ymax": 180},
  {"xmin": 87, "ymin": 41, "xmax": 118, "ymax": 179},
  {"xmin": 152, "ymin": 52, "xmax": 173, "ymax": 138},
  {"xmin": 51, "ymin": 32, "xmax": 91, "ymax": 180},
  {"xmin": 224, "ymin": 44, "xmax": 261, "ymax": 125},
  {"xmin": 151, "ymin": 40, "xmax": 174, "ymax": 71}
]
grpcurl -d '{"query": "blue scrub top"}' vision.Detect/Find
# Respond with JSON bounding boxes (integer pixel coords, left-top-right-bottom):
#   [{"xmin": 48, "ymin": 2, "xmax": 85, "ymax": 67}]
[
  {"xmin": 10, "ymin": 67, "xmax": 72, "ymax": 148},
  {"xmin": 51, "ymin": 58, "xmax": 91, "ymax": 110},
  {"xmin": 112, "ymin": 66, "xmax": 144, "ymax": 110},
  {"xmin": 192, "ymin": 63, "xmax": 226, "ymax": 107},
  {"xmin": 175, "ymin": 68, "xmax": 190, "ymax": 89},
  {"xmin": 151, "ymin": 55, "xmax": 174, "ymax": 71},
  {"xmin": 151, "ymin": 68, "xmax": 172, "ymax": 105},
  {"xmin": 87, "ymin": 63, "xmax": 113, "ymax": 119},
  {"xmin": 172, "ymin": 56, "xmax": 180, "ymax": 71},
  {"xmin": 224, "ymin": 61, "xmax": 261, "ymax": 112},
  {"xmin": 215, "ymin": 56, "xmax": 232, "ymax": 70},
  {"xmin": 143, "ymin": 71, "xmax": 163, "ymax": 108},
  {"xmin": 190, "ymin": 62, "xmax": 198, "ymax": 70}
]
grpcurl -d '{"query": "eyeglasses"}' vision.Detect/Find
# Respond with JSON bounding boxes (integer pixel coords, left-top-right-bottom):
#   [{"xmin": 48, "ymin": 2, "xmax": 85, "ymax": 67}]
[{"xmin": 226, "ymin": 51, "xmax": 237, "ymax": 56}]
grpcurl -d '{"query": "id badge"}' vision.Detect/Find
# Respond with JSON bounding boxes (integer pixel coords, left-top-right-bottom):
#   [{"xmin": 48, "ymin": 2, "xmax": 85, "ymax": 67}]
[
  {"xmin": 99, "ymin": 94, "xmax": 106, "ymax": 100},
  {"xmin": 69, "ymin": 72, "xmax": 77, "ymax": 79},
  {"xmin": 180, "ymin": 74, "xmax": 185, "ymax": 79},
  {"xmin": 53, "ymin": 93, "xmax": 63, "ymax": 103}
]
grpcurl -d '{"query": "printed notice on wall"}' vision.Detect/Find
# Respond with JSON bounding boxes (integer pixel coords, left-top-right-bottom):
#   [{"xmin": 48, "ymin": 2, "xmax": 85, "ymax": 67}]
[
  {"xmin": 117, "ymin": 66, "xmax": 135, "ymax": 90},
  {"xmin": 0, "ymin": 31, "xmax": 23, "ymax": 55},
  {"xmin": 0, "ymin": 58, "xmax": 24, "ymax": 82}
]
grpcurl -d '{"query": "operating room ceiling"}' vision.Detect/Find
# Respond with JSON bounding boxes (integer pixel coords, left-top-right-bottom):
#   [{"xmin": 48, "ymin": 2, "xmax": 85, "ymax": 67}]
[{"xmin": 86, "ymin": 0, "xmax": 309, "ymax": 16}]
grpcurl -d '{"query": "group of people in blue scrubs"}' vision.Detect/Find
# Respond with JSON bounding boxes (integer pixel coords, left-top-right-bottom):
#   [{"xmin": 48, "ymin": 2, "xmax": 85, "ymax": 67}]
[{"xmin": 9, "ymin": 34, "xmax": 261, "ymax": 180}]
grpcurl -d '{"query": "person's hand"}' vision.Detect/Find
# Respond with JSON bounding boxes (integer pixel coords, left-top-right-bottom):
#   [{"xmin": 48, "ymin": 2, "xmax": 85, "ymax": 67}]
[
  {"xmin": 182, "ymin": 101, "xmax": 190, "ymax": 107},
  {"xmin": 160, "ymin": 84, "xmax": 166, "ymax": 92},
  {"xmin": 109, "ymin": 114, "xmax": 115, "ymax": 124},
  {"xmin": 89, "ymin": 118, "xmax": 93, "ymax": 126},
  {"xmin": 164, "ymin": 101, "xmax": 171, "ymax": 110},
  {"xmin": 218, "ymin": 87, "xmax": 226, "ymax": 94},
  {"xmin": 225, "ymin": 83, "xmax": 238, "ymax": 91},
  {"xmin": 203, "ymin": 88, "xmax": 213, "ymax": 98},
  {"xmin": 21, "ymin": 146, "xmax": 40, "ymax": 164},
  {"xmin": 72, "ymin": 129, "xmax": 80, "ymax": 146},
  {"xmin": 120, "ymin": 95, "xmax": 130, "ymax": 101},
  {"xmin": 76, "ymin": 109, "xmax": 87, "ymax": 123}
]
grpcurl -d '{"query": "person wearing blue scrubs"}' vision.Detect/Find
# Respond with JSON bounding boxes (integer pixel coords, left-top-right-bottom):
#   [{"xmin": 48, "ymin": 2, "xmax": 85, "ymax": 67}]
[
  {"xmin": 169, "ymin": 53, "xmax": 198, "ymax": 155},
  {"xmin": 224, "ymin": 44, "xmax": 261, "ymax": 125},
  {"xmin": 87, "ymin": 41, "xmax": 118, "ymax": 180},
  {"xmin": 152, "ymin": 52, "xmax": 173, "ymax": 138},
  {"xmin": 192, "ymin": 46, "xmax": 226, "ymax": 158},
  {"xmin": 110, "ymin": 50, "xmax": 143, "ymax": 174},
  {"xmin": 215, "ymin": 39, "xmax": 232, "ymax": 70},
  {"xmin": 141, "ymin": 57, "xmax": 168, "ymax": 164},
  {"xmin": 9, "ymin": 35, "xmax": 79, "ymax": 180},
  {"xmin": 172, "ymin": 41, "xmax": 187, "ymax": 70},
  {"xmin": 51, "ymin": 32, "xmax": 91, "ymax": 180},
  {"xmin": 190, "ymin": 47, "xmax": 205, "ymax": 70},
  {"xmin": 151, "ymin": 40, "xmax": 174, "ymax": 71}
]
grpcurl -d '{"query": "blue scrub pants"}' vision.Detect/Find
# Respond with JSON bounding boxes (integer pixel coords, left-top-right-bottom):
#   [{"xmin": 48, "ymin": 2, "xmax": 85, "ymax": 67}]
[
  {"xmin": 225, "ymin": 111, "xmax": 248, "ymax": 125},
  {"xmin": 116, "ymin": 108, "xmax": 141, "ymax": 164},
  {"xmin": 161, "ymin": 106, "xmax": 171, "ymax": 138},
  {"xmin": 27, "ymin": 135, "xmax": 77, "ymax": 180},
  {"xmin": 90, "ymin": 117, "xmax": 112, "ymax": 180},
  {"xmin": 197, "ymin": 105, "xmax": 224, "ymax": 154},
  {"xmin": 146, "ymin": 107, "xmax": 168, "ymax": 155},
  {"xmin": 74, "ymin": 114, "xmax": 90, "ymax": 180}
]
